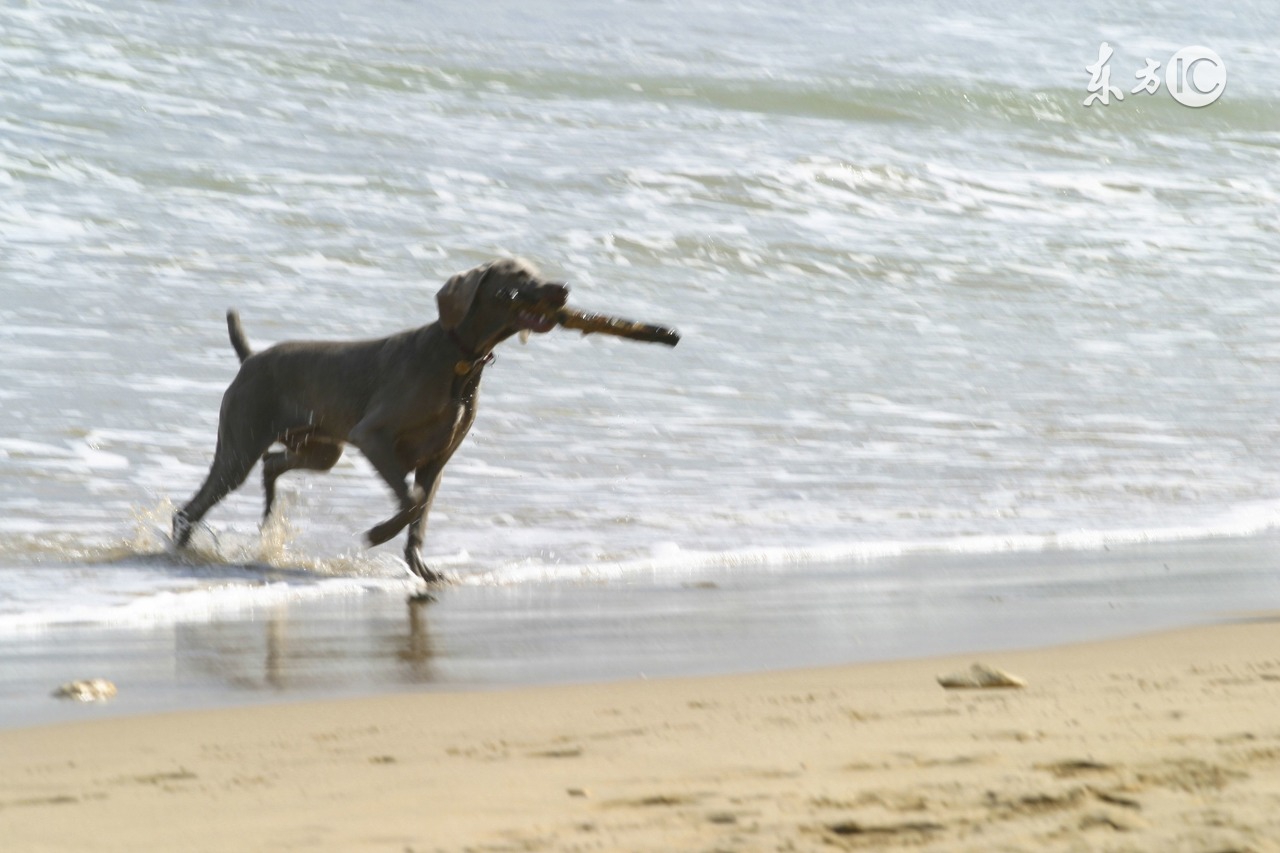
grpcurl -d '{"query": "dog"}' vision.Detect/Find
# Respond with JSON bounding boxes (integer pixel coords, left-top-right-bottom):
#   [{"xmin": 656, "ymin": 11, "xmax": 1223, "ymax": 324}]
[{"xmin": 172, "ymin": 258, "xmax": 568, "ymax": 581}]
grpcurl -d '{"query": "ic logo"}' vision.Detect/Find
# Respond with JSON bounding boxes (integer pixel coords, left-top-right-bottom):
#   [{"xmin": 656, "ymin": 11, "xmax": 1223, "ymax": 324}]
[{"xmin": 1165, "ymin": 46, "xmax": 1226, "ymax": 108}]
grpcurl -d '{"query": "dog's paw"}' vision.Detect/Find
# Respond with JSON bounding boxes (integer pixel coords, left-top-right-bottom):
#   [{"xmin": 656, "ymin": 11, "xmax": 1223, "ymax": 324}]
[
  {"xmin": 171, "ymin": 513, "xmax": 193, "ymax": 549},
  {"xmin": 405, "ymin": 550, "xmax": 445, "ymax": 584},
  {"xmin": 365, "ymin": 520, "xmax": 400, "ymax": 547}
]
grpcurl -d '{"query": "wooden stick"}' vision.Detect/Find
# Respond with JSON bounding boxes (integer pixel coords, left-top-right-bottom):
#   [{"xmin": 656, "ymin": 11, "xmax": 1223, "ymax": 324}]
[{"xmin": 554, "ymin": 307, "xmax": 680, "ymax": 347}]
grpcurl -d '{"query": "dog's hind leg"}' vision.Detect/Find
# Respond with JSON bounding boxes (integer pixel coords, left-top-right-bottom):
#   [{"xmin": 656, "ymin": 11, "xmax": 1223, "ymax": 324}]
[
  {"xmin": 173, "ymin": 438, "xmax": 262, "ymax": 548},
  {"xmin": 262, "ymin": 438, "xmax": 344, "ymax": 521}
]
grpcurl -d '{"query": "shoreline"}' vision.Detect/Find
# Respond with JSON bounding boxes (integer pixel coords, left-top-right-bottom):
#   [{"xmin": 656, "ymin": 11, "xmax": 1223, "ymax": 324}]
[
  {"xmin": 5, "ymin": 614, "xmax": 1280, "ymax": 850},
  {"xmin": 2, "ymin": 532, "xmax": 1278, "ymax": 730}
]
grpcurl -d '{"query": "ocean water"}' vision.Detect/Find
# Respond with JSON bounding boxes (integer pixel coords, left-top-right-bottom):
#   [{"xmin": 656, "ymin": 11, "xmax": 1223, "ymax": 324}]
[{"xmin": 1, "ymin": 0, "xmax": 1279, "ymax": 632}]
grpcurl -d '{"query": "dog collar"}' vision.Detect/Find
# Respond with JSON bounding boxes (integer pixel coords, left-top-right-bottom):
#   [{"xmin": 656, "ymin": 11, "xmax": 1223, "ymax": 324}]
[{"xmin": 447, "ymin": 326, "xmax": 494, "ymax": 376}]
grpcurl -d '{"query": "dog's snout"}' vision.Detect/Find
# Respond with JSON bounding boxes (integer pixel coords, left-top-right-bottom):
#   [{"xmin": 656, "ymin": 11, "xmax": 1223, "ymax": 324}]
[{"xmin": 542, "ymin": 282, "xmax": 570, "ymax": 306}]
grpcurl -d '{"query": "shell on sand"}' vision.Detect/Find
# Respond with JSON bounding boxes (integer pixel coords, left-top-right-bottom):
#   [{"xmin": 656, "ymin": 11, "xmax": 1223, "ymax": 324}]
[
  {"xmin": 53, "ymin": 678, "xmax": 118, "ymax": 702},
  {"xmin": 937, "ymin": 663, "xmax": 1026, "ymax": 690}
]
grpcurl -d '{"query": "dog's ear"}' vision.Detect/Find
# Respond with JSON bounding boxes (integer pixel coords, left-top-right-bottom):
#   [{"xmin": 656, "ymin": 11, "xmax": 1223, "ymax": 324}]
[{"xmin": 436, "ymin": 263, "xmax": 492, "ymax": 330}]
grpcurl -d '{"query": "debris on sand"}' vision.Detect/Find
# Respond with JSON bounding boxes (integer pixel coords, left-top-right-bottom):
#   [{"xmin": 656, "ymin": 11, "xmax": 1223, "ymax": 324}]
[
  {"xmin": 937, "ymin": 663, "xmax": 1026, "ymax": 690},
  {"xmin": 53, "ymin": 679, "xmax": 118, "ymax": 702}
]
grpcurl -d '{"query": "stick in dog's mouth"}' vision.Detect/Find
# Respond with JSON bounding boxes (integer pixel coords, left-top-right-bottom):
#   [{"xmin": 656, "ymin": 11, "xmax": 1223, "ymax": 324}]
[
  {"xmin": 558, "ymin": 307, "xmax": 681, "ymax": 346},
  {"xmin": 522, "ymin": 305, "xmax": 680, "ymax": 347}
]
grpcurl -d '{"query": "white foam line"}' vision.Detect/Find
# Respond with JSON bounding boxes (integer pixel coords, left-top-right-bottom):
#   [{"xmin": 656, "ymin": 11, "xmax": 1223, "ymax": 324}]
[
  {"xmin": 0, "ymin": 576, "xmax": 419, "ymax": 635},
  {"xmin": 462, "ymin": 501, "xmax": 1280, "ymax": 585}
]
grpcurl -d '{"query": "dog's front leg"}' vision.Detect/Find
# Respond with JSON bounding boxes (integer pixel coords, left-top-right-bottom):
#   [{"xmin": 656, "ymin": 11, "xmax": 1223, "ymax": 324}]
[
  {"xmin": 349, "ymin": 420, "xmax": 422, "ymax": 546},
  {"xmin": 402, "ymin": 461, "xmax": 447, "ymax": 582},
  {"xmin": 365, "ymin": 401, "xmax": 473, "ymax": 555}
]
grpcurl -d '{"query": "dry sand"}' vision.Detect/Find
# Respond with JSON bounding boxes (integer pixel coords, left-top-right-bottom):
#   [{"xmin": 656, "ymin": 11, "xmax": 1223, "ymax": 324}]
[{"xmin": 5, "ymin": 616, "xmax": 1280, "ymax": 852}]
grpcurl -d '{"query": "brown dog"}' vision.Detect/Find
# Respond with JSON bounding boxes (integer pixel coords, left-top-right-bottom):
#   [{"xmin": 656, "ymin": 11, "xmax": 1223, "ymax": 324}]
[{"xmin": 172, "ymin": 258, "xmax": 568, "ymax": 581}]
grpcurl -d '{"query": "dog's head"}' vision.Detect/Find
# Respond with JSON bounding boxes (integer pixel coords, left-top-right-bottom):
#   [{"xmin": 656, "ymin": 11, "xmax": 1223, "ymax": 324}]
[{"xmin": 436, "ymin": 258, "xmax": 568, "ymax": 352}]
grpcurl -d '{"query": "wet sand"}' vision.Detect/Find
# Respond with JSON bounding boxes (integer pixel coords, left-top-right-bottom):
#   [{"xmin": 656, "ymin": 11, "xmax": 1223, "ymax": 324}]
[{"xmin": 5, "ymin": 614, "xmax": 1280, "ymax": 851}]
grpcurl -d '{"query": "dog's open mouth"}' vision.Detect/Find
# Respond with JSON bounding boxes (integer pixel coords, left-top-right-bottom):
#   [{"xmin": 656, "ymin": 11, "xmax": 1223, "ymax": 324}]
[
  {"xmin": 516, "ymin": 309, "xmax": 559, "ymax": 334},
  {"xmin": 515, "ymin": 306, "xmax": 561, "ymax": 344}
]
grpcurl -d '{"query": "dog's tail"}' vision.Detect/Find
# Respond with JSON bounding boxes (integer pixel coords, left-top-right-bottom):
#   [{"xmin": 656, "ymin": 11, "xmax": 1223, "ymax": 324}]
[{"xmin": 226, "ymin": 310, "xmax": 252, "ymax": 364}]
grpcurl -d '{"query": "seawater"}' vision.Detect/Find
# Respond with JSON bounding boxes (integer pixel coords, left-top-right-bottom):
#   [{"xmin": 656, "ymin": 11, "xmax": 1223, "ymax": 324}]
[{"xmin": 1, "ymin": 0, "xmax": 1278, "ymax": 630}]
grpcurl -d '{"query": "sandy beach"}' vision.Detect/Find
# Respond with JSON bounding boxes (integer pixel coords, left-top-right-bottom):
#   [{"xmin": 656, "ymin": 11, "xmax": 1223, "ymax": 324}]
[{"xmin": 5, "ymin": 615, "xmax": 1280, "ymax": 852}]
